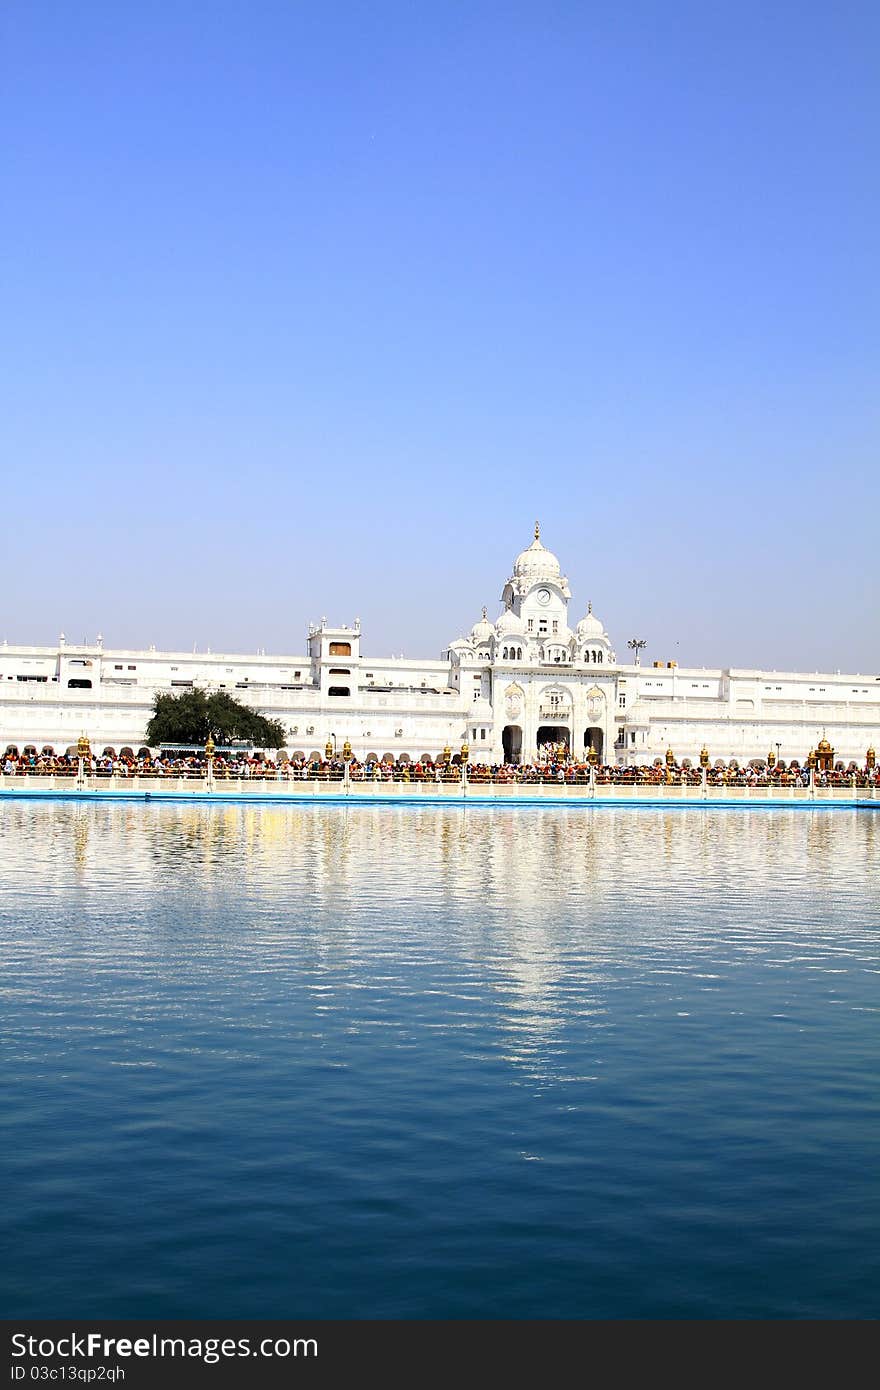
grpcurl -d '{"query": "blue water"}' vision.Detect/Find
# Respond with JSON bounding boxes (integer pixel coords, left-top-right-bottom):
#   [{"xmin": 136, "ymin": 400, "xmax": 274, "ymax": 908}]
[{"xmin": 2, "ymin": 802, "xmax": 878, "ymax": 1318}]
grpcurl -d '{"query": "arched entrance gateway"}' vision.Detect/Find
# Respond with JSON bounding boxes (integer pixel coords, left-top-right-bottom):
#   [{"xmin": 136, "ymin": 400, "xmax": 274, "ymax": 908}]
[
  {"xmin": 502, "ymin": 725, "xmax": 522, "ymax": 764},
  {"xmin": 537, "ymin": 725, "xmax": 570, "ymax": 755},
  {"xmin": 584, "ymin": 727, "xmax": 604, "ymax": 761}
]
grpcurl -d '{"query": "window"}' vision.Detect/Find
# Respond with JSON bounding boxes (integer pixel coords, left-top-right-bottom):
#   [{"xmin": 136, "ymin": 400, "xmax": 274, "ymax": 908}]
[
  {"xmin": 329, "ymin": 641, "xmax": 351, "ymax": 657},
  {"xmin": 329, "ymin": 667, "xmax": 351, "ymax": 676},
  {"xmin": 619, "ymin": 695, "xmax": 626, "ymax": 708},
  {"xmin": 114, "ymin": 664, "xmax": 123, "ymax": 670},
  {"xmin": 67, "ymin": 678, "xmax": 92, "ymax": 689},
  {"xmin": 527, "ymin": 618, "xmax": 534, "ymax": 632},
  {"xmin": 328, "ymin": 685, "xmax": 350, "ymax": 697},
  {"xmin": 552, "ymin": 620, "xmax": 558, "ymax": 634},
  {"xmin": 128, "ymin": 665, "xmax": 137, "ymax": 670},
  {"xmin": 480, "ymin": 729, "xmax": 486, "ymax": 739}
]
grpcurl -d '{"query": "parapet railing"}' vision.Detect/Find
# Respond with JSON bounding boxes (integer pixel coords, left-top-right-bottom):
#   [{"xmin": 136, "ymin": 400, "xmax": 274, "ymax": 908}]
[{"xmin": 1, "ymin": 760, "xmax": 878, "ymax": 801}]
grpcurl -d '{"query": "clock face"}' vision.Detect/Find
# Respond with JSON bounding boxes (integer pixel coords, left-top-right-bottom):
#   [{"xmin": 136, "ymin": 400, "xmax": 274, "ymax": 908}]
[{"xmin": 536, "ymin": 588, "xmax": 551, "ymax": 606}]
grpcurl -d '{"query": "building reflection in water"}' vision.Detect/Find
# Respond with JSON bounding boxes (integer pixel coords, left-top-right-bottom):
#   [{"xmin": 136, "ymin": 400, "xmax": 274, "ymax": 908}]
[{"xmin": 1, "ymin": 802, "xmax": 876, "ymax": 1089}]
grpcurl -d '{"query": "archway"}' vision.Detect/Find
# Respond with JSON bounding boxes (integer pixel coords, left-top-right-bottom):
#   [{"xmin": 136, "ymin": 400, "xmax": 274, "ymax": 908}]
[
  {"xmin": 584, "ymin": 727, "xmax": 604, "ymax": 760},
  {"xmin": 502, "ymin": 724, "xmax": 522, "ymax": 764},
  {"xmin": 537, "ymin": 725, "xmax": 570, "ymax": 756}
]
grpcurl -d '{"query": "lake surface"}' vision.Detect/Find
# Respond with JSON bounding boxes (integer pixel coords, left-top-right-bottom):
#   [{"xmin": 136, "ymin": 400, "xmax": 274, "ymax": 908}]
[{"xmin": 2, "ymin": 802, "xmax": 878, "ymax": 1318}]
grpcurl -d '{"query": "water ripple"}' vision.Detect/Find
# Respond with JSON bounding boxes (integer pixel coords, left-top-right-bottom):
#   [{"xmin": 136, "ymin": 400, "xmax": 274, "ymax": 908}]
[{"xmin": 1, "ymin": 803, "xmax": 878, "ymax": 1318}]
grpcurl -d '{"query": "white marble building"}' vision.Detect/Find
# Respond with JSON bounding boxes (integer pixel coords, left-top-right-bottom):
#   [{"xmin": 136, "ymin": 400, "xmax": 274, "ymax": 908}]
[{"xmin": 1, "ymin": 526, "xmax": 877, "ymax": 765}]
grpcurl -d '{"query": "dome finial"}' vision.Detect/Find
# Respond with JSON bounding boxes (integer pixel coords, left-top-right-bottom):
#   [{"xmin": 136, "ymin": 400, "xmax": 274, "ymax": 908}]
[
  {"xmin": 588, "ymin": 600, "xmax": 592, "ymax": 614},
  {"xmin": 482, "ymin": 605, "xmax": 487, "ymax": 620},
  {"xmin": 534, "ymin": 519, "xmax": 540, "ymax": 540}
]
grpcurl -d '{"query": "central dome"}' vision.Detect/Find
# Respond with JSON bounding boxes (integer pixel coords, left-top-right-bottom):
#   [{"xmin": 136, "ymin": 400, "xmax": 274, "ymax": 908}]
[{"xmin": 513, "ymin": 523, "xmax": 561, "ymax": 582}]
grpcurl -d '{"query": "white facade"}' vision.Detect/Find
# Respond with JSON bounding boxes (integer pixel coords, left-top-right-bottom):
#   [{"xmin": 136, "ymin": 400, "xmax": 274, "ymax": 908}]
[{"xmin": 1, "ymin": 527, "xmax": 878, "ymax": 765}]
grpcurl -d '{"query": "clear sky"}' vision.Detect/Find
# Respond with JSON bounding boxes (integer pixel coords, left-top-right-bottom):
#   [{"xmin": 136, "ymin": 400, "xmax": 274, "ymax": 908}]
[{"xmin": 2, "ymin": 1, "xmax": 878, "ymax": 672}]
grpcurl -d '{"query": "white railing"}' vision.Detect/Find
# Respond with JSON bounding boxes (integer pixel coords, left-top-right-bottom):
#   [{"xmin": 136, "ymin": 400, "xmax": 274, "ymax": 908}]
[{"xmin": 1, "ymin": 765, "xmax": 877, "ymax": 803}]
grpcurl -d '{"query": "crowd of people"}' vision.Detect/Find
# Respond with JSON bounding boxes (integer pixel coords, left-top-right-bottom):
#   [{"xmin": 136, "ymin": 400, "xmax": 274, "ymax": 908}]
[{"xmin": 2, "ymin": 747, "xmax": 879, "ymax": 788}]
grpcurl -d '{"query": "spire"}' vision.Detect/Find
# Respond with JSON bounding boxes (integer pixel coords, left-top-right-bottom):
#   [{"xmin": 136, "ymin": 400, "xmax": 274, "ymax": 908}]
[
  {"xmin": 588, "ymin": 600, "xmax": 592, "ymax": 614},
  {"xmin": 482, "ymin": 605, "xmax": 487, "ymax": 620},
  {"xmin": 534, "ymin": 519, "xmax": 540, "ymax": 540}
]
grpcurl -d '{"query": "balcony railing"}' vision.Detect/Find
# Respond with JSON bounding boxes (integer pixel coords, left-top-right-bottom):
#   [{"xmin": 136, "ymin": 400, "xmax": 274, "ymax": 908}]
[{"xmin": 537, "ymin": 706, "xmax": 572, "ymax": 721}]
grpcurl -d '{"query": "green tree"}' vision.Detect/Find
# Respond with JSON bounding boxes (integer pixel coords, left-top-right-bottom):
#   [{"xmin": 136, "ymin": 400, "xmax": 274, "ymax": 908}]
[{"xmin": 145, "ymin": 688, "xmax": 287, "ymax": 749}]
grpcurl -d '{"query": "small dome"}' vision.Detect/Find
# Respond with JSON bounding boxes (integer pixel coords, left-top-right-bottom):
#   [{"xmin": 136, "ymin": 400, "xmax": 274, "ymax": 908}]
[
  {"xmin": 625, "ymin": 698, "xmax": 651, "ymax": 727},
  {"xmin": 470, "ymin": 696, "xmax": 494, "ymax": 722},
  {"xmin": 576, "ymin": 602, "xmax": 605, "ymax": 639},
  {"xmin": 469, "ymin": 606, "xmax": 495, "ymax": 645},
  {"xmin": 513, "ymin": 522, "xmax": 562, "ymax": 582},
  {"xmin": 496, "ymin": 608, "xmax": 526, "ymax": 637}
]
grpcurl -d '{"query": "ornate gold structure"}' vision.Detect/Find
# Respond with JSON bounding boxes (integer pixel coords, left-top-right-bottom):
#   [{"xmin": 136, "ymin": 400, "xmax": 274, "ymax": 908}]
[
  {"xmin": 76, "ymin": 733, "xmax": 90, "ymax": 758},
  {"xmin": 699, "ymin": 746, "xmax": 709, "ymax": 768},
  {"xmin": 868, "ymin": 746, "xmax": 876, "ymax": 770},
  {"xmin": 325, "ymin": 739, "xmax": 333, "ymax": 761},
  {"xmin": 816, "ymin": 736, "xmax": 834, "ymax": 772},
  {"xmin": 342, "ymin": 739, "xmax": 352, "ymax": 761},
  {"xmin": 587, "ymin": 744, "xmax": 598, "ymax": 766},
  {"xmin": 205, "ymin": 734, "xmax": 215, "ymax": 759},
  {"xmin": 442, "ymin": 744, "xmax": 451, "ymax": 765},
  {"xmin": 665, "ymin": 747, "xmax": 675, "ymax": 768},
  {"xmin": 767, "ymin": 748, "xmax": 776, "ymax": 767},
  {"xmin": 460, "ymin": 742, "xmax": 469, "ymax": 764}
]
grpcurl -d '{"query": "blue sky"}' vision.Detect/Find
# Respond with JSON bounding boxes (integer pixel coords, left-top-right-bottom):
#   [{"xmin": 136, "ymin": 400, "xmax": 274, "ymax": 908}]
[{"xmin": 2, "ymin": 2, "xmax": 878, "ymax": 671}]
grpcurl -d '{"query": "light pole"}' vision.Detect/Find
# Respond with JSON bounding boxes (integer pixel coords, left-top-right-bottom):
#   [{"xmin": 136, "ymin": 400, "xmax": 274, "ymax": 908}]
[
  {"xmin": 775, "ymin": 741, "xmax": 781, "ymax": 767},
  {"xmin": 627, "ymin": 637, "xmax": 646, "ymax": 667}
]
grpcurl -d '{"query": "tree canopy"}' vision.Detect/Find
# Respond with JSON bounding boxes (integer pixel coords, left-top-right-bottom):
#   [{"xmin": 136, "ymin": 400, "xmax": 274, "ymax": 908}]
[{"xmin": 145, "ymin": 688, "xmax": 287, "ymax": 749}]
